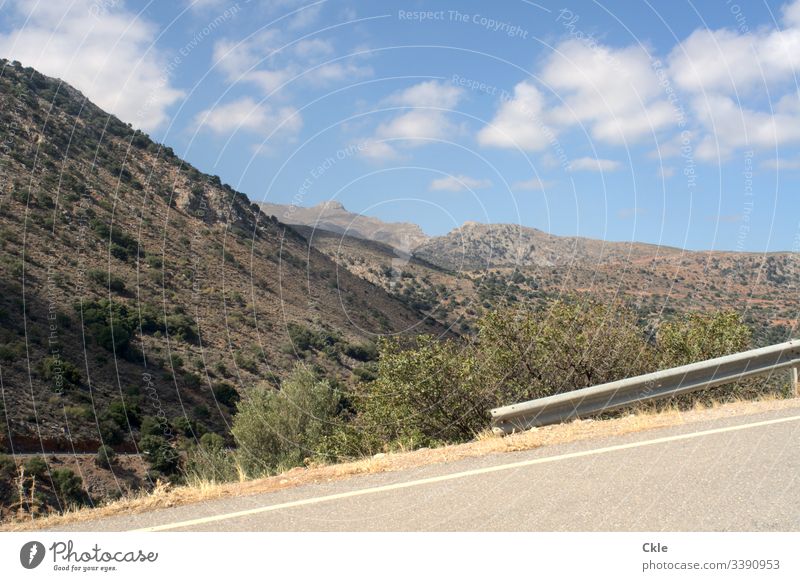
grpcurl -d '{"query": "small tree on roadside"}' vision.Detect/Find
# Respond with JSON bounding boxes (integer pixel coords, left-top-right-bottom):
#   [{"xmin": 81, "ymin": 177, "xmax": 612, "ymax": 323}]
[
  {"xmin": 232, "ymin": 365, "xmax": 340, "ymax": 477},
  {"xmin": 353, "ymin": 335, "xmax": 489, "ymax": 452},
  {"xmin": 95, "ymin": 445, "xmax": 116, "ymax": 469}
]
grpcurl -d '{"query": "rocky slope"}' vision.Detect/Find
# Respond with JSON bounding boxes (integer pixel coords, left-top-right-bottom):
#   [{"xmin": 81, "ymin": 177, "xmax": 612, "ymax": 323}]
[
  {"xmin": 413, "ymin": 221, "xmax": 683, "ymax": 271},
  {"xmin": 0, "ymin": 60, "xmax": 441, "ymax": 451},
  {"xmin": 259, "ymin": 200, "xmax": 429, "ymax": 253}
]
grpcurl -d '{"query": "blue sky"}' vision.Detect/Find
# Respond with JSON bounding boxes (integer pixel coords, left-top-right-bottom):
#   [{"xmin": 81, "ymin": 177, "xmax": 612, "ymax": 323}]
[{"xmin": 2, "ymin": 0, "xmax": 800, "ymax": 251}]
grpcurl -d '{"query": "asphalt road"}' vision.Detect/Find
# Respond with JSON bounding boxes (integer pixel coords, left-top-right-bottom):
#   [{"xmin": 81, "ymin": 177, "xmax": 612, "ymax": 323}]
[{"xmin": 55, "ymin": 406, "xmax": 800, "ymax": 532}]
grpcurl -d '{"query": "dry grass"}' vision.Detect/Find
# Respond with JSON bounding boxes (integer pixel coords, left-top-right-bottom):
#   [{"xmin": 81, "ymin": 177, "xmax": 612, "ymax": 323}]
[{"xmin": 3, "ymin": 395, "xmax": 799, "ymax": 532}]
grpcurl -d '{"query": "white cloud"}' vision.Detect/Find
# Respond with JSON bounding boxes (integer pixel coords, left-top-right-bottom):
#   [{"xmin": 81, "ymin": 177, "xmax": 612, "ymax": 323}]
[
  {"xmin": 569, "ymin": 157, "xmax": 622, "ymax": 172},
  {"xmin": 429, "ymin": 175, "xmax": 492, "ymax": 192},
  {"xmin": 477, "ymin": 82, "xmax": 554, "ymax": 151},
  {"xmin": 358, "ymin": 81, "xmax": 464, "ymax": 161},
  {"xmin": 359, "ymin": 139, "xmax": 402, "ymax": 161},
  {"xmin": 657, "ymin": 166, "xmax": 676, "ymax": 179},
  {"xmin": 212, "ymin": 29, "xmax": 371, "ymax": 94},
  {"xmin": 376, "ymin": 81, "xmax": 463, "ymax": 142},
  {"xmin": 668, "ymin": 26, "xmax": 800, "ymax": 96},
  {"xmin": 0, "ymin": 0, "xmax": 184, "ymax": 131},
  {"xmin": 542, "ymin": 40, "xmax": 675, "ymax": 144},
  {"xmin": 388, "ymin": 80, "xmax": 462, "ymax": 108},
  {"xmin": 511, "ymin": 177, "xmax": 551, "ymax": 191},
  {"xmin": 760, "ymin": 157, "xmax": 800, "ymax": 170},
  {"xmin": 666, "ymin": 2, "xmax": 800, "ymax": 159},
  {"xmin": 376, "ymin": 110, "xmax": 456, "ymax": 142},
  {"xmin": 195, "ymin": 97, "xmax": 302, "ymax": 136},
  {"xmin": 690, "ymin": 93, "xmax": 800, "ymax": 160}
]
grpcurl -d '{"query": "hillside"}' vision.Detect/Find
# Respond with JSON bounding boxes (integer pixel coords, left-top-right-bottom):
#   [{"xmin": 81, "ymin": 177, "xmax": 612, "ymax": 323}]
[
  {"xmin": 259, "ymin": 200, "xmax": 429, "ymax": 253},
  {"xmin": 298, "ymin": 218, "xmax": 799, "ymax": 343},
  {"xmin": 0, "ymin": 60, "xmax": 442, "ymax": 452},
  {"xmin": 413, "ymin": 221, "xmax": 683, "ymax": 271}
]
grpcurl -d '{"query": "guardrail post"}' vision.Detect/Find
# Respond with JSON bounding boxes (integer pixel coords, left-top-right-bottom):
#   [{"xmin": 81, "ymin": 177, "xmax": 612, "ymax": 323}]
[{"xmin": 792, "ymin": 366, "xmax": 799, "ymax": 398}]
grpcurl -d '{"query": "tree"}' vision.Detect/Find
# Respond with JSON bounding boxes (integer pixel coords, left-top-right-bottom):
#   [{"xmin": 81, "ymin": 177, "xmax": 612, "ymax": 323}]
[
  {"xmin": 51, "ymin": 469, "xmax": 86, "ymax": 507},
  {"xmin": 23, "ymin": 456, "xmax": 48, "ymax": 479},
  {"xmin": 477, "ymin": 299, "xmax": 653, "ymax": 404},
  {"xmin": 183, "ymin": 432, "xmax": 235, "ymax": 484},
  {"xmin": 138, "ymin": 435, "xmax": 179, "ymax": 475},
  {"xmin": 95, "ymin": 445, "xmax": 116, "ymax": 469},
  {"xmin": 657, "ymin": 310, "xmax": 751, "ymax": 367},
  {"xmin": 353, "ymin": 335, "xmax": 489, "ymax": 451},
  {"xmin": 212, "ymin": 382, "xmax": 239, "ymax": 408},
  {"xmin": 656, "ymin": 310, "xmax": 764, "ymax": 404},
  {"xmin": 232, "ymin": 365, "xmax": 340, "ymax": 477}
]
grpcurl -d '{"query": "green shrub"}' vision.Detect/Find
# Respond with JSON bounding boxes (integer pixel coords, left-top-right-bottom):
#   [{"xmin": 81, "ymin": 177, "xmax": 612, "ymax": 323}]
[
  {"xmin": 656, "ymin": 310, "xmax": 766, "ymax": 403},
  {"xmin": 232, "ymin": 365, "xmax": 341, "ymax": 477},
  {"xmin": 657, "ymin": 310, "xmax": 750, "ymax": 367},
  {"xmin": 343, "ymin": 342, "xmax": 378, "ymax": 362},
  {"xmin": 286, "ymin": 323, "xmax": 340, "ymax": 353},
  {"xmin": 78, "ymin": 299, "xmax": 135, "ymax": 353},
  {"xmin": 139, "ymin": 435, "xmax": 179, "ymax": 475},
  {"xmin": 24, "ymin": 456, "xmax": 48, "ymax": 479},
  {"xmin": 233, "ymin": 351, "xmax": 258, "ymax": 373},
  {"xmin": 0, "ymin": 454, "xmax": 16, "ymax": 479},
  {"xmin": 104, "ymin": 399, "xmax": 142, "ymax": 430},
  {"xmin": 140, "ymin": 415, "xmax": 166, "ymax": 437},
  {"xmin": 95, "ymin": 445, "xmax": 116, "ymax": 469},
  {"xmin": 184, "ymin": 434, "xmax": 236, "ymax": 484},
  {"xmin": 0, "ymin": 341, "xmax": 24, "ymax": 363},
  {"xmin": 51, "ymin": 468, "xmax": 86, "ymax": 506},
  {"xmin": 477, "ymin": 299, "xmax": 653, "ymax": 404},
  {"xmin": 0, "ymin": 454, "xmax": 16, "ymax": 505},
  {"xmin": 40, "ymin": 355, "xmax": 81, "ymax": 391},
  {"xmin": 212, "ymin": 382, "xmax": 239, "ymax": 408},
  {"xmin": 165, "ymin": 313, "xmax": 198, "ymax": 343},
  {"xmin": 353, "ymin": 335, "xmax": 489, "ymax": 452},
  {"xmin": 172, "ymin": 416, "xmax": 195, "ymax": 438},
  {"xmin": 87, "ymin": 269, "xmax": 126, "ymax": 293}
]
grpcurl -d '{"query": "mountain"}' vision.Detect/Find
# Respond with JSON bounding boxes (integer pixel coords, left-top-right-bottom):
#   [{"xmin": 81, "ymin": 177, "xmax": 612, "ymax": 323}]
[
  {"xmin": 0, "ymin": 60, "xmax": 442, "ymax": 451},
  {"xmin": 259, "ymin": 200, "xmax": 429, "ymax": 253},
  {"xmin": 413, "ymin": 221, "xmax": 683, "ymax": 271},
  {"xmin": 301, "ymin": 220, "xmax": 800, "ymax": 344}
]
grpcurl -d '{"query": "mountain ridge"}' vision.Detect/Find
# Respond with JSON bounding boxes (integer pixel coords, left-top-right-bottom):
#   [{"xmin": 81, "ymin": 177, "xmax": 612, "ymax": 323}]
[{"xmin": 0, "ymin": 59, "xmax": 442, "ymax": 450}]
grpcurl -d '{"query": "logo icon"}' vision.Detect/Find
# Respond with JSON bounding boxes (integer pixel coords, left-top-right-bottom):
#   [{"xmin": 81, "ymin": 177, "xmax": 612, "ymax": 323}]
[{"xmin": 20, "ymin": 541, "xmax": 46, "ymax": 569}]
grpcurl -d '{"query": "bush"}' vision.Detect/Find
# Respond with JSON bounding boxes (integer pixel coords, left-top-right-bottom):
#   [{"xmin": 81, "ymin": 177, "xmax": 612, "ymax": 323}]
[
  {"xmin": 232, "ymin": 365, "xmax": 341, "ymax": 477},
  {"xmin": 87, "ymin": 269, "xmax": 126, "ymax": 293},
  {"xmin": 657, "ymin": 310, "xmax": 750, "ymax": 368},
  {"xmin": 184, "ymin": 434, "xmax": 236, "ymax": 484},
  {"xmin": 0, "ymin": 454, "xmax": 16, "ymax": 504},
  {"xmin": 286, "ymin": 323, "xmax": 340, "ymax": 353},
  {"xmin": 165, "ymin": 313, "xmax": 198, "ymax": 343},
  {"xmin": 95, "ymin": 445, "xmax": 116, "ymax": 469},
  {"xmin": 138, "ymin": 435, "xmax": 179, "ymax": 475},
  {"xmin": 139, "ymin": 415, "xmax": 166, "ymax": 437},
  {"xmin": 24, "ymin": 456, "xmax": 48, "ymax": 479},
  {"xmin": 212, "ymin": 382, "xmax": 239, "ymax": 408},
  {"xmin": 477, "ymin": 299, "xmax": 652, "ymax": 404},
  {"xmin": 342, "ymin": 342, "xmax": 378, "ymax": 362},
  {"xmin": 40, "ymin": 355, "xmax": 81, "ymax": 391},
  {"xmin": 51, "ymin": 468, "xmax": 86, "ymax": 507},
  {"xmin": 172, "ymin": 416, "xmax": 195, "ymax": 438},
  {"xmin": 0, "ymin": 454, "xmax": 15, "ymax": 480},
  {"xmin": 353, "ymin": 335, "xmax": 489, "ymax": 452},
  {"xmin": 656, "ymin": 310, "xmax": 766, "ymax": 404},
  {"xmin": 104, "ymin": 399, "xmax": 142, "ymax": 430},
  {"xmin": 79, "ymin": 299, "xmax": 135, "ymax": 354}
]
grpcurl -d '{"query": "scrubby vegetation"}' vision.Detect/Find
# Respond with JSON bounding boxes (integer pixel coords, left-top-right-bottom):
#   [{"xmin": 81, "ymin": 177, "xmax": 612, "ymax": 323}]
[{"xmin": 181, "ymin": 298, "xmax": 783, "ymax": 486}]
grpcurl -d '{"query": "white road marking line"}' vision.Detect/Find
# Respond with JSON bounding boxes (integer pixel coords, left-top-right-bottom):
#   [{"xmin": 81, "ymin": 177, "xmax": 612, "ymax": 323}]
[{"xmin": 131, "ymin": 413, "xmax": 800, "ymax": 531}]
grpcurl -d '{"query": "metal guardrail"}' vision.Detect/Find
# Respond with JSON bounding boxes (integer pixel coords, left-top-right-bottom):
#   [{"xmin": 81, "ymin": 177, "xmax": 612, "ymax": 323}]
[{"xmin": 490, "ymin": 339, "xmax": 800, "ymax": 435}]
